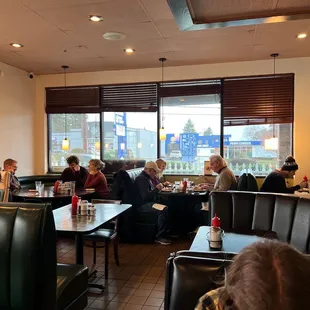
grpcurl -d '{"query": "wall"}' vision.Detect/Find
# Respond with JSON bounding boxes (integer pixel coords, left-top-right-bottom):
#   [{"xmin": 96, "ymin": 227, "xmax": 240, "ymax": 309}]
[
  {"xmin": 36, "ymin": 57, "xmax": 310, "ymax": 181},
  {"xmin": 0, "ymin": 62, "xmax": 36, "ymax": 175}
]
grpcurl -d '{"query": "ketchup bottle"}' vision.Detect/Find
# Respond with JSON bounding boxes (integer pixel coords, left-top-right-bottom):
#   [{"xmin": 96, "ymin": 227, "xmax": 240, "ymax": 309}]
[
  {"xmin": 182, "ymin": 179, "xmax": 187, "ymax": 192},
  {"xmin": 71, "ymin": 194, "xmax": 79, "ymax": 215},
  {"xmin": 211, "ymin": 214, "xmax": 221, "ymax": 228},
  {"xmin": 54, "ymin": 180, "xmax": 60, "ymax": 193}
]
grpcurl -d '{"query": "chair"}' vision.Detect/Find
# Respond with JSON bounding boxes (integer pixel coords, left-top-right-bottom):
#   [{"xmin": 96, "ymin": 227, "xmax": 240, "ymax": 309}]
[
  {"xmin": 0, "ymin": 202, "xmax": 88, "ymax": 310},
  {"xmin": 84, "ymin": 199, "xmax": 122, "ymax": 279},
  {"xmin": 165, "ymin": 252, "xmax": 233, "ymax": 310}
]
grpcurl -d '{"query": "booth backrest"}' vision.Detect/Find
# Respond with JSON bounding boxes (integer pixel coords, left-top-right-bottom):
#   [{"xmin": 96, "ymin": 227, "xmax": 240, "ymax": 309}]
[
  {"xmin": 165, "ymin": 252, "xmax": 232, "ymax": 310},
  {"xmin": 0, "ymin": 202, "xmax": 56, "ymax": 310},
  {"xmin": 19, "ymin": 175, "xmax": 61, "ymax": 189},
  {"xmin": 110, "ymin": 168, "xmax": 144, "ymax": 204},
  {"xmin": 210, "ymin": 191, "xmax": 310, "ymax": 253}
]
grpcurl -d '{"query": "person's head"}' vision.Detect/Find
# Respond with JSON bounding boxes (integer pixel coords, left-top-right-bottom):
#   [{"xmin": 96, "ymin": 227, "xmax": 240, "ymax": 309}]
[
  {"xmin": 66, "ymin": 155, "xmax": 80, "ymax": 169},
  {"xmin": 280, "ymin": 155, "xmax": 298, "ymax": 178},
  {"xmin": 3, "ymin": 158, "xmax": 18, "ymax": 173},
  {"xmin": 209, "ymin": 154, "xmax": 225, "ymax": 173},
  {"xmin": 219, "ymin": 240, "xmax": 310, "ymax": 310},
  {"xmin": 156, "ymin": 159, "xmax": 166, "ymax": 171},
  {"xmin": 144, "ymin": 161, "xmax": 161, "ymax": 179},
  {"xmin": 88, "ymin": 159, "xmax": 104, "ymax": 173}
]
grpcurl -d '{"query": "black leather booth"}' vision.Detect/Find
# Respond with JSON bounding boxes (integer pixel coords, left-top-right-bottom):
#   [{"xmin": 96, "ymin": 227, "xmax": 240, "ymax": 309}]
[
  {"xmin": 0, "ymin": 202, "xmax": 88, "ymax": 310},
  {"xmin": 210, "ymin": 191, "xmax": 310, "ymax": 253},
  {"xmin": 19, "ymin": 174, "xmax": 61, "ymax": 189},
  {"xmin": 165, "ymin": 251, "xmax": 233, "ymax": 310},
  {"xmin": 110, "ymin": 168, "xmax": 158, "ymax": 243}
]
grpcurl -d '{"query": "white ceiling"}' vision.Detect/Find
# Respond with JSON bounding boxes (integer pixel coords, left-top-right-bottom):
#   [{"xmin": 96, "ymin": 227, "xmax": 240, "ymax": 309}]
[{"xmin": 0, "ymin": 0, "xmax": 310, "ymax": 74}]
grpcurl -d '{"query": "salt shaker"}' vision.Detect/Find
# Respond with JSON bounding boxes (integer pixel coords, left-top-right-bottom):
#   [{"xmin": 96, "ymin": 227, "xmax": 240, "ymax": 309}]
[{"xmin": 209, "ymin": 214, "xmax": 222, "ymax": 249}]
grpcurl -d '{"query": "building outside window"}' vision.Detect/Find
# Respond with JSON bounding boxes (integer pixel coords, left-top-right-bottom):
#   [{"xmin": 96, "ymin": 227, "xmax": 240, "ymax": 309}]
[
  {"xmin": 102, "ymin": 112, "xmax": 157, "ymax": 161},
  {"xmin": 49, "ymin": 113, "xmax": 100, "ymax": 172}
]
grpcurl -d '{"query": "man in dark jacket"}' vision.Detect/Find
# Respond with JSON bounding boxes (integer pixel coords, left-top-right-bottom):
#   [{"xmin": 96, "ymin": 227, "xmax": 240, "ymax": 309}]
[{"xmin": 134, "ymin": 161, "xmax": 170, "ymax": 245}]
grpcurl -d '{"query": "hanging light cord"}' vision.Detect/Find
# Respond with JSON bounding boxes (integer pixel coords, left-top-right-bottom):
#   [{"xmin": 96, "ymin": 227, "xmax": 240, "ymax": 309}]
[
  {"xmin": 62, "ymin": 65, "xmax": 68, "ymax": 139},
  {"xmin": 273, "ymin": 55, "xmax": 276, "ymax": 138},
  {"xmin": 159, "ymin": 58, "xmax": 166, "ymax": 129}
]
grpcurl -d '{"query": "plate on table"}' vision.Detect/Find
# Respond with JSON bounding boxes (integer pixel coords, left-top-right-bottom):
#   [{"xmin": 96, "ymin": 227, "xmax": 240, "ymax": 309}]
[{"xmin": 161, "ymin": 187, "xmax": 172, "ymax": 192}]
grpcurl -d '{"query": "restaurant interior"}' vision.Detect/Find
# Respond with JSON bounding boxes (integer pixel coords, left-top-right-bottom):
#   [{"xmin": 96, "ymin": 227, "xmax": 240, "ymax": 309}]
[{"xmin": 1, "ymin": 0, "xmax": 310, "ymax": 309}]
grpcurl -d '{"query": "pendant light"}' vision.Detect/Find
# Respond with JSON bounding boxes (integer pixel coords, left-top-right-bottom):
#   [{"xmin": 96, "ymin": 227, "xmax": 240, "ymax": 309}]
[
  {"xmin": 61, "ymin": 65, "xmax": 70, "ymax": 151},
  {"xmin": 264, "ymin": 53, "xmax": 279, "ymax": 151},
  {"xmin": 159, "ymin": 57, "xmax": 166, "ymax": 141}
]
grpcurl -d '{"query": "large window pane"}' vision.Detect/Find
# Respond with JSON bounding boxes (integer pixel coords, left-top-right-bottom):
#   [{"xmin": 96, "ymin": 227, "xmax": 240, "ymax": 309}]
[
  {"xmin": 224, "ymin": 123, "xmax": 292, "ymax": 176},
  {"xmin": 102, "ymin": 112, "xmax": 157, "ymax": 161},
  {"xmin": 49, "ymin": 113, "xmax": 100, "ymax": 172},
  {"xmin": 160, "ymin": 95, "xmax": 221, "ymax": 175}
]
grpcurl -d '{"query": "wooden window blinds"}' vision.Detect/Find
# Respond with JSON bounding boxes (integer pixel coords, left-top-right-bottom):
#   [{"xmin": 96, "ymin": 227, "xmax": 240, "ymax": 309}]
[
  {"xmin": 45, "ymin": 86, "xmax": 100, "ymax": 113},
  {"xmin": 223, "ymin": 73, "xmax": 294, "ymax": 126},
  {"xmin": 101, "ymin": 83, "xmax": 158, "ymax": 112}
]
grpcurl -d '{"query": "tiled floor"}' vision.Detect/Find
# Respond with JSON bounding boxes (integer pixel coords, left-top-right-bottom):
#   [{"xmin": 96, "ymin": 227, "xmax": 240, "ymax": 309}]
[{"xmin": 57, "ymin": 237, "xmax": 192, "ymax": 310}]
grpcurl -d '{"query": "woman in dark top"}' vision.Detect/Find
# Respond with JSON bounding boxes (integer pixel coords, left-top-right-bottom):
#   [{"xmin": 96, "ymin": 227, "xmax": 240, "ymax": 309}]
[
  {"xmin": 84, "ymin": 159, "xmax": 109, "ymax": 198},
  {"xmin": 60, "ymin": 155, "xmax": 89, "ymax": 188},
  {"xmin": 260, "ymin": 156, "xmax": 306, "ymax": 194}
]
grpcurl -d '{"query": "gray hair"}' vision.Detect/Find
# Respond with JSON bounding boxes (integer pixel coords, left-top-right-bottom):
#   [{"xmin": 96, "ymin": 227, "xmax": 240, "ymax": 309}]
[
  {"xmin": 89, "ymin": 159, "xmax": 105, "ymax": 171},
  {"xmin": 210, "ymin": 154, "xmax": 225, "ymax": 166}
]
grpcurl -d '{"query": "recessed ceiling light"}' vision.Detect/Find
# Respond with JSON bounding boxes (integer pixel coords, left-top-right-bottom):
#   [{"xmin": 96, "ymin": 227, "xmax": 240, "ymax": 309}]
[
  {"xmin": 10, "ymin": 43, "xmax": 23, "ymax": 48},
  {"xmin": 124, "ymin": 48, "xmax": 135, "ymax": 53},
  {"xmin": 297, "ymin": 33, "xmax": 307, "ymax": 39},
  {"xmin": 88, "ymin": 15, "xmax": 103, "ymax": 22},
  {"xmin": 103, "ymin": 32, "xmax": 126, "ymax": 41}
]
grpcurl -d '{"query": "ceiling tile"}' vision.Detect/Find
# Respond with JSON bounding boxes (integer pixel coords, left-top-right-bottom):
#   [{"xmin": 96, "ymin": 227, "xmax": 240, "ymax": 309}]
[{"xmin": 139, "ymin": 0, "xmax": 175, "ymax": 21}]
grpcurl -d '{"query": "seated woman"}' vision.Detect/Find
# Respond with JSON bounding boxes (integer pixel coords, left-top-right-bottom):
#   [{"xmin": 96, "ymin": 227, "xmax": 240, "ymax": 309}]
[
  {"xmin": 60, "ymin": 155, "xmax": 88, "ymax": 188},
  {"xmin": 260, "ymin": 155, "xmax": 306, "ymax": 193},
  {"xmin": 156, "ymin": 158, "xmax": 170, "ymax": 186},
  {"xmin": 195, "ymin": 240, "xmax": 310, "ymax": 310},
  {"xmin": 84, "ymin": 159, "xmax": 109, "ymax": 198}
]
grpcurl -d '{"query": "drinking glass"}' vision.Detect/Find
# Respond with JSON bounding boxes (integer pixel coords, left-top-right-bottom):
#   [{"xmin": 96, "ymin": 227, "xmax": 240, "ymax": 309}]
[
  {"xmin": 38, "ymin": 184, "xmax": 44, "ymax": 196},
  {"xmin": 35, "ymin": 181, "xmax": 42, "ymax": 191},
  {"xmin": 71, "ymin": 181, "xmax": 76, "ymax": 194}
]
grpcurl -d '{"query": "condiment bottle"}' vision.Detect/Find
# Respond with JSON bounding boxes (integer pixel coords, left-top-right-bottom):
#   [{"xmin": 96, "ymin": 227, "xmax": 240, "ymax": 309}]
[
  {"xmin": 71, "ymin": 194, "xmax": 79, "ymax": 215},
  {"xmin": 54, "ymin": 180, "xmax": 60, "ymax": 193},
  {"xmin": 210, "ymin": 214, "xmax": 222, "ymax": 249},
  {"xmin": 182, "ymin": 179, "xmax": 187, "ymax": 192}
]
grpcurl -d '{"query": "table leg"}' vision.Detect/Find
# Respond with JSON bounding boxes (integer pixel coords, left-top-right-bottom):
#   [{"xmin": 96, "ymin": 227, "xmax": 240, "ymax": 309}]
[
  {"xmin": 75, "ymin": 234, "xmax": 105, "ymax": 291},
  {"xmin": 75, "ymin": 234, "xmax": 84, "ymax": 265}
]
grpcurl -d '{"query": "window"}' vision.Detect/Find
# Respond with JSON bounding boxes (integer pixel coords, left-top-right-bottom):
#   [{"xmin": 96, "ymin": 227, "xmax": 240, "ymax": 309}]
[
  {"xmin": 102, "ymin": 112, "xmax": 157, "ymax": 161},
  {"xmin": 49, "ymin": 114, "xmax": 100, "ymax": 172},
  {"xmin": 160, "ymin": 94, "xmax": 221, "ymax": 175},
  {"xmin": 222, "ymin": 74, "xmax": 294, "ymax": 176},
  {"xmin": 224, "ymin": 124, "xmax": 292, "ymax": 176}
]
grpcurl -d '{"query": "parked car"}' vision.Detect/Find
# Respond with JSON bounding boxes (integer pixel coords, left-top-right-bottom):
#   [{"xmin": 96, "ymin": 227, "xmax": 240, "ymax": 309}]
[{"xmin": 169, "ymin": 150, "xmax": 182, "ymax": 159}]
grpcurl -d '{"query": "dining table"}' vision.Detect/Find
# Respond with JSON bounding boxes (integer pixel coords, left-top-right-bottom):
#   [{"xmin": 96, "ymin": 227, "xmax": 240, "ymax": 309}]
[
  {"xmin": 12, "ymin": 186, "xmax": 96, "ymax": 209},
  {"xmin": 158, "ymin": 187, "xmax": 209, "ymax": 234},
  {"xmin": 53, "ymin": 203, "xmax": 132, "ymax": 265},
  {"xmin": 53, "ymin": 203, "xmax": 131, "ymax": 291},
  {"xmin": 190, "ymin": 226, "xmax": 278, "ymax": 254}
]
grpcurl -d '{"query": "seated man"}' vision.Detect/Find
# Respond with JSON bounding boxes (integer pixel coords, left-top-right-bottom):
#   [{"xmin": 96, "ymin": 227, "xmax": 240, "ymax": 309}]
[
  {"xmin": 195, "ymin": 240, "xmax": 310, "ymax": 310},
  {"xmin": 2, "ymin": 158, "xmax": 21, "ymax": 191},
  {"xmin": 199, "ymin": 155, "xmax": 237, "ymax": 191},
  {"xmin": 134, "ymin": 161, "xmax": 170, "ymax": 245},
  {"xmin": 260, "ymin": 155, "xmax": 306, "ymax": 194},
  {"xmin": 60, "ymin": 155, "xmax": 89, "ymax": 188}
]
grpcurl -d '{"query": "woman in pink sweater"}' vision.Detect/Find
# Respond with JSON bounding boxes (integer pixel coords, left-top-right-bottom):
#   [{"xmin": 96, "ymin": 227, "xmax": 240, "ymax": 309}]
[{"xmin": 84, "ymin": 159, "xmax": 109, "ymax": 198}]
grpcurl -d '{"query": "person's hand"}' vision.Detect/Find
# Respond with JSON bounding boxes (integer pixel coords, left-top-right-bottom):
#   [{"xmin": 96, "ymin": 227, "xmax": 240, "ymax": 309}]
[
  {"xmin": 298, "ymin": 180, "xmax": 307, "ymax": 189},
  {"xmin": 163, "ymin": 181, "xmax": 171, "ymax": 187},
  {"xmin": 156, "ymin": 183, "xmax": 164, "ymax": 191}
]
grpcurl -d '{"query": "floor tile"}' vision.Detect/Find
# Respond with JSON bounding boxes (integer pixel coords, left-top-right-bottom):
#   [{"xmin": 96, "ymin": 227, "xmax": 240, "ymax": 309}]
[{"xmin": 144, "ymin": 297, "xmax": 163, "ymax": 307}]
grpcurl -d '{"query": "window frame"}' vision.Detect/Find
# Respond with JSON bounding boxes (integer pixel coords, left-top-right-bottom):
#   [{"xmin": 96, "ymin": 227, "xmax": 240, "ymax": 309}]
[{"xmin": 46, "ymin": 74, "xmax": 294, "ymax": 175}]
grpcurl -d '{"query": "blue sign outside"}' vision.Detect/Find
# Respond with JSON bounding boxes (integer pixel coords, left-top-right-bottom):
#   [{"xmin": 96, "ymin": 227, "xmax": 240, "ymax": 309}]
[
  {"xmin": 180, "ymin": 133, "xmax": 199, "ymax": 162},
  {"xmin": 114, "ymin": 112, "xmax": 127, "ymax": 159}
]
